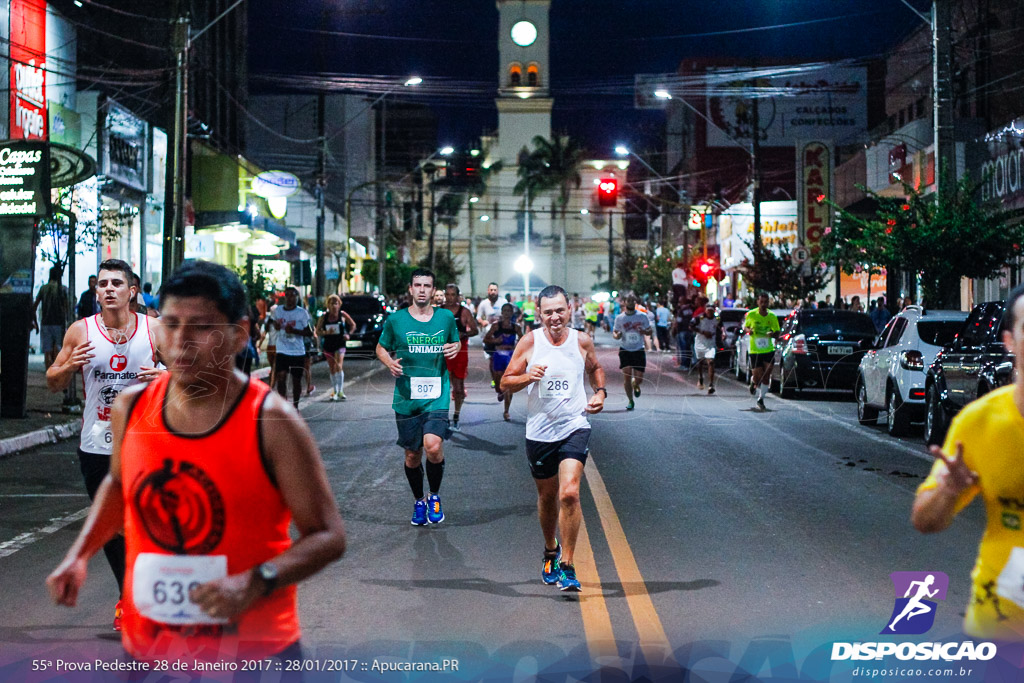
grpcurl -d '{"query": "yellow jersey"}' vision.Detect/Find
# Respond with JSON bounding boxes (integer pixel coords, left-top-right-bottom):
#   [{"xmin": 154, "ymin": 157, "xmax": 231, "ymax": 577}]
[{"xmin": 918, "ymin": 385, "xmax": 1024, "ymax": 640}]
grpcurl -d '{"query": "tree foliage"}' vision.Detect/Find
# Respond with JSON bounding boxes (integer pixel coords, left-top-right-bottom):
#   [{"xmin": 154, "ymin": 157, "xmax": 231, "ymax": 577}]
[
  {"xmin": 361, "ymin": 257, "xmax": 413, "ymax": 297},
  {"xmin": 420, "ymin": 251, "xmax": 463, "ymax": 290},
  {"xmin": 738, "ymin": 241, "xmax": 831, "ymax": 304},
  {"xmin": 819, "ymin": 172, "xmax": 1022, "ymax": 308},
  {"xmin": 614, "ymin": 242, "xmax": 675, "ymax": 298}
]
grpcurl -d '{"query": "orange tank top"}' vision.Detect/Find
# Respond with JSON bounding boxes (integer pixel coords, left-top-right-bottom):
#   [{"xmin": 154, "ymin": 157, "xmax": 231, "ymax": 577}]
[{"xmin": 120, "ymin": 373, "xmax": 299, "ymax": 663}]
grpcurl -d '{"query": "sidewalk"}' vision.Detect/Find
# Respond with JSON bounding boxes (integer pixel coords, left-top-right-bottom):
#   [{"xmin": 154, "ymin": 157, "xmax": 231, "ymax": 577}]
[{"xmin": 0, "ymin": 354, "xmax": 277, "ymax": 458}]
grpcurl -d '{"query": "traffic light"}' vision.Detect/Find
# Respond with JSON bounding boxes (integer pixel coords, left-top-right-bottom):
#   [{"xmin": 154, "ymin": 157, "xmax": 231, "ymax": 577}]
[
  {"xmin": 690, "ymin": 257, "xmax": 721, "ymax": 286},
  {"xmin": 597, "ymin": 178, "xmax": 618, "ymax": 207}
]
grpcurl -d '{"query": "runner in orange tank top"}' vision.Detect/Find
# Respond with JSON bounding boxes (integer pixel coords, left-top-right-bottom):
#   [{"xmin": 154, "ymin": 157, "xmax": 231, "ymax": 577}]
[{"xmin": 47, "ymin": 260, "xmax": 346, "ymax": 669}]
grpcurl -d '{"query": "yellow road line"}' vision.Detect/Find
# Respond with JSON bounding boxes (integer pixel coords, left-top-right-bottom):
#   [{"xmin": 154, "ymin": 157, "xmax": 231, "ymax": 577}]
[
  {"xmin": 585, "ymin": 457, "xmax": 674, "ymax": 665},
  {"xmin": 574, "ymin": 513, "xmax": 617, "ymax": 660}
]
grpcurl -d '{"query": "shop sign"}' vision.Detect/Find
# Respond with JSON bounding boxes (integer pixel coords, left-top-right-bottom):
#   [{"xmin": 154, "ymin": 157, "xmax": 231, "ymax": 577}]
[
  {"xmin": 10, "ymin": 0, "xmax": 47, "ymax": 140},
  {"xmin": 0, "ymin": 140, "xmax": 50, "ymax": 216},
  {"xmin": 976, "ymin": 118, "xmax": 1024, "ymax": 211},
  {"xmin": 184, "ymin": 232, "xmax": 215, "ymax": 260},
  {"xmin": 102, "ymin": 101, "xmax": 148, "ymax": 192},
  {"xmin": 706, "ymin": 65, "xmax": 866, "ymax": 147},
  {"xmin": 799, "ymin": 142, "xmax": 831, "ymax": 248},
  {"xmin": 252, "ymin": 170, "xmax": 300, "ymax": 198}
]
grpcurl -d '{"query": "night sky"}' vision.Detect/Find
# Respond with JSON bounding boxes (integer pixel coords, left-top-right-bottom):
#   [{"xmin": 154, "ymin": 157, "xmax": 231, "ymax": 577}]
[{"xmin": 248, "ymin": 0, "xmax": 930, "ymax": 156}]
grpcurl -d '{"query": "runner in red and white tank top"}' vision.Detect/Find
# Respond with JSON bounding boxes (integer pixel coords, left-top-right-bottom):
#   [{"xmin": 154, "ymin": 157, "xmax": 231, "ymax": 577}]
[{"xmin": 45, "ymin": 259, "xmax": 164, "ymax": 630}]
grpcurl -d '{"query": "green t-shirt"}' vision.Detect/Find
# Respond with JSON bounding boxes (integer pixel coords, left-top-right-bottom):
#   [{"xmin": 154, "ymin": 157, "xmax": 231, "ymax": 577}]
[
  {"xmin": 378, "ymin": 307, "xmax": 460, "ymax": 415},
  {"xmin": 521, "ymin": 300, "xmax": 536, "ymax": 322},
  {"xmin": 744, "ymin": 309, "xmax": 780, "ymax": 354}
]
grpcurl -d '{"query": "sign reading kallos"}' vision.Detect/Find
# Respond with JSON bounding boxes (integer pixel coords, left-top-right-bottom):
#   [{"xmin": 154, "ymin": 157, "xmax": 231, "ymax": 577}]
[
  {"xmin": 799, "ymin": 141, "xmax": 832, "ymax": 249},
  {"xmin": 0, "ymin": 140, "xmax": 50, "ymax": 217},
  {"xmin": 10, "ymin": 0, "xmax": 47, "ymax": 141}
]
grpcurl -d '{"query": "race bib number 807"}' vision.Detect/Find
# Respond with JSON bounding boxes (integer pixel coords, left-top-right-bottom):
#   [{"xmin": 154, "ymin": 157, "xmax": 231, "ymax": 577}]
[{"xmin": 410, "ymin": 377, "xmax": 442, "ymax": 400}]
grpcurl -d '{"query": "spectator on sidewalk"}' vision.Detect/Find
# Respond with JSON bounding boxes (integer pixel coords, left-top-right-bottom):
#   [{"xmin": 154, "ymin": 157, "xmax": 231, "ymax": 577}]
[
  {"xmin": 141, "ymin": 282, "xmax": 157, "ymax": 308},
  {"xmin": 671, "ymin": 262, "xmax": 688, "ymax": 304},
  {"xmin": 870, "ymin": 296, "xmax": 893, "ymax": 332},
  {"xmin": 76, "ymin": 275, "xmax": 99, "ymax": 320},
  {"xmin": 33, "ymin": 265, "xmax": 68, "ymax": 369},
  {"xmin": 655, "ymin": 298, "xmax": 672, "ymax": 352}
]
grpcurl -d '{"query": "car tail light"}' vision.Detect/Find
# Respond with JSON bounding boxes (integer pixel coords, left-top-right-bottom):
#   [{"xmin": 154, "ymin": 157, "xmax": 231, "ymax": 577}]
[
  {"xmin": 791, "ymin": 334, "xmax": 808, "ymax": 354},
  {"xmin": 909, "ymin": 388, "xmax": 926, "ymax": 399},
  {"xmin": 900, "ymin": 350, "xmax": 924, "ymax": 370}
]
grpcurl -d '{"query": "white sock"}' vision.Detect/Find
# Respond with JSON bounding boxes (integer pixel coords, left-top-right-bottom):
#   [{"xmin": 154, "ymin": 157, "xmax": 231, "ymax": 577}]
[
  {"xmin": 337, "ymin": 371, "xmax": 345, "ymax": 394},
  {"xmin": 758, "ymin": 385, "xmax": 767, "ymax": 400},
  {"xmin": 328, "ymin": 372, "xmax": 337, "ymax": 392}
]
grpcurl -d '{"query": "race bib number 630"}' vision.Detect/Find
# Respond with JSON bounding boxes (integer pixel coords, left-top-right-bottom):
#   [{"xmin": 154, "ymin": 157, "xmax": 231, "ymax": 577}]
[{"xmin": 132, "ymin": 553, "xmax": 228, "ymax": 625}]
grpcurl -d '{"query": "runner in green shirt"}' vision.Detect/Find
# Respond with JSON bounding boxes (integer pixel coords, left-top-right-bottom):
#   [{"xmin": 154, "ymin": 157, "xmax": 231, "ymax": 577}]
[
  {"xmin": 376, "ymin": 268, "xmax": 461, "ymax": 526},
  {"xmin": 743, "ymin": 293, "xmax": 781, "ymax": 411}
]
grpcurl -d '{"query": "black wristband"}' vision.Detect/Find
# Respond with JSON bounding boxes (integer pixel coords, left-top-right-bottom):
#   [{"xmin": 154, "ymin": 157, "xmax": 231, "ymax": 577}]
[{"xmin": 595, "ymin": 387, "xmax": 608, "ymax": 397}]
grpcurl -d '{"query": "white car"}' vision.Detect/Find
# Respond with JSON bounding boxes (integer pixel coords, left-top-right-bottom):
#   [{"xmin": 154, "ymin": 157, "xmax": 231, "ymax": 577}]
[
  {"xmin": 855, "ymin": 305, "xmax": 967, "ymax": 436},
  {"xmin": 734, "ymin": 308, "xmax": 793, "ymax": 382}
]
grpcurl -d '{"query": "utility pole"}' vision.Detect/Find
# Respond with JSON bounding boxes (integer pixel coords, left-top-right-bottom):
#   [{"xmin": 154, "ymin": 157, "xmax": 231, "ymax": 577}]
[
  {"xmin": 163, "ymin": 10, "xmax": 190, "ymax": 279},
  {"xmin": 932, "ymin": 0, "xmax": 954, "ymax": 199},
  {"xmin": 607, "ymin": 209, "xmax": 614, "ymax": 289},
  {"xmin": 751, "ymin": 93, "xmax": 763, "ymax": 252},
  {"xmin": 378, "ymin": 97, "xmax": 387, "ymax": 295},
  {"xmin": 315, "ymin": 92, "xmax": 327, "ymax": 299}
]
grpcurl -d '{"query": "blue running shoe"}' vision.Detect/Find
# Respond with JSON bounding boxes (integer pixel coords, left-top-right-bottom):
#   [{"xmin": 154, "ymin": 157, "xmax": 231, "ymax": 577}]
[
  {"xmin": 411, "ymin": 499, "xmax": 428, "ymax": 526},
  {"xmin": 542, "ymin": 543, "xmax": 561, "ymax": 585},
  {"xmin": 427, "ymin": 493, "xmax": 445, "ymax": 524},
  {"xmin": 557, "ymin": 562, "xmax": 581, "ymax": 592}
]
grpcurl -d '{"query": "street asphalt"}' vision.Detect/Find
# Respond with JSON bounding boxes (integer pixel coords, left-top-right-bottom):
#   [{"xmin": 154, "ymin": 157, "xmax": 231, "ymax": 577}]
[{"xmin": 0, "ymin": 330, "xmax": 993, "ymax": 682}]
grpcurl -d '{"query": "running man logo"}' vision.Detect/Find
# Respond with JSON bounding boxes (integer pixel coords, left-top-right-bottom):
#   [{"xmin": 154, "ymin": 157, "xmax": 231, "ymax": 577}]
[
  {"xmin": 405, "ymin": 331, "xmax": 446, "ymax": 354},
  {"xmin": 881, "ymin": 571, "xmax": 949, "ymax": 635}
]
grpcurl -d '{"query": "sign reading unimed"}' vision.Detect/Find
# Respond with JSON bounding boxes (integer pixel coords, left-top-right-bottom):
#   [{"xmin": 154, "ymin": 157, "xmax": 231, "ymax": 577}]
[{"xmin": 0, "ymin": 141, "xmax": 49, "ymax": 216}]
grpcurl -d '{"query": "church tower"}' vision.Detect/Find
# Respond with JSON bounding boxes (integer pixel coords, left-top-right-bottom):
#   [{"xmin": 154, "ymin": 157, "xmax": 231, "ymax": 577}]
[{"xmin": 495, "ymin": 0, "xmax": 552, "ymax": 163}]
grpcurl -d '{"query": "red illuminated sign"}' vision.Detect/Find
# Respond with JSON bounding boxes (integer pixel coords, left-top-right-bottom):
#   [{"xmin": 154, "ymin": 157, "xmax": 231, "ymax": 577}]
[
  {"xmin": 801, "ymin": 142, "xmax": 830, "ymax": 247},
  {"xmin": 10, "ymin": 0, "xmax": 47, "ymax": 140}
]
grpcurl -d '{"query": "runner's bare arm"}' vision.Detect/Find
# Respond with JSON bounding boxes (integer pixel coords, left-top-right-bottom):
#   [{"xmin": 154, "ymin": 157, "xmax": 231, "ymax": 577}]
[
  {"xmin": 500, "ymin": 332, "xmax": 545, "ymax": 394},
  {"xmin": 138, "ymin": 316, "xmax": 166, "ymax": 382},
  {"xmin": 911, "ymin": 442, "xmax": 979, "ymax": 533},
  {"xmin": 579, "ymin": 333, "xmax": 606, "ymax": 414},
  {"xmin": 314, "ymin": 313, "xmax": 325, "ymax": 337},
  {"xmin": 463, "ymin": 309, "xmax": 479, "ymax": 338},
  {"xmin": 46, "ymin": 384, "xmax": 138, "ymax": 607},
  {"xmin": 45, "ymin": 320, "xmax": 93, "ymax": 393},
  {"xmin": 190, "ymin": 395, "xmax": 346, "ymax": 619},
  {"xmin": 376, "ymin": 342, "xmax": 403, "ymax": 376},
  {"xmin": 342, "ymin": 311, "xmax": 357, "ymax": 335}
]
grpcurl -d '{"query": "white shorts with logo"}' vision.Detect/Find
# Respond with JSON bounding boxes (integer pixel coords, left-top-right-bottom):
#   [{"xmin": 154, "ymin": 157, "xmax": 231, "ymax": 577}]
[{"xmin": 694, "ymin": 338, "xmax": 716, "ymax": 360}]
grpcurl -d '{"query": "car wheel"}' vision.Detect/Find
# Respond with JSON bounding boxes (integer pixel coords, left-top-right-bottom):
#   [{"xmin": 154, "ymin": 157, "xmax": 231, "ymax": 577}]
[
  {"xmin": 856, "ymin": 377, "xmax": 879, "ymax": 425},
  {"xmin": 924, "ymin": 383, "xmax": 948, "ymax": 447},
  {"xmin": 886, "ymin": 384, "xmax": 912, "ymax": 437},
  {"xmin": 780, "ymin": 369, "xmax": 798, "ymax": 398}
]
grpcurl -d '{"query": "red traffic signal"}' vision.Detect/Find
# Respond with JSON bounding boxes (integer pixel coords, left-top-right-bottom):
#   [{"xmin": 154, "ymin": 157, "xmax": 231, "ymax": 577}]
[{"xmin": 597, "ymin": 178, "xmax": 618, "ymax": 207}]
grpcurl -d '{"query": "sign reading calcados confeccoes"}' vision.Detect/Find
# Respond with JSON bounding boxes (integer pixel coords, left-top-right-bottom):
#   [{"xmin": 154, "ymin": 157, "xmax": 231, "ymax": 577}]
[{"xmin": 0, "ymin": 140, "xmax": 50, "ymax": 217}]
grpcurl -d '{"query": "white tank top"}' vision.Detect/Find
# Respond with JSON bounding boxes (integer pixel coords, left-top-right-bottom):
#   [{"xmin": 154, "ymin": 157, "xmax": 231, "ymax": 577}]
[
  {"xmin": 80, "ymin": 313, "xmax": 157, "ymax": 454},
  {"xmin": 526, "ymin": 328, "xmax": 590, "ymax": 442}
]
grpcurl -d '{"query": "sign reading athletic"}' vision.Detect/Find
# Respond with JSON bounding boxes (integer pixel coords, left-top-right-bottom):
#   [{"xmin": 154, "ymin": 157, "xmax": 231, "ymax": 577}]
[
  {"xmin": 706, "ymin": 65, "xmax": 866, "ymax": 147},
  {"xmin": 0, "ymin": 141, "xmax": 50, "ymax": 217}
]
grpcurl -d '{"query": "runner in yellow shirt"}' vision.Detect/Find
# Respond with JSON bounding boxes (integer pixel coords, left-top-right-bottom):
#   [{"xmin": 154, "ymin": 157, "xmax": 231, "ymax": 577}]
[
  {"xmin": 742, "ymin": 294, "xmax": 780, "ymax": 411},
  {"xmin": 911, "ymin": 285, "xmax": 1024, "ymax": 640}
]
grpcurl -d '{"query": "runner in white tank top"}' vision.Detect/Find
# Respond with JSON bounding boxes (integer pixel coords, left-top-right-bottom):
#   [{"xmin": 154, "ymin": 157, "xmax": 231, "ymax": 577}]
[
  {"xmin": 44, "ymin": 259, "xmax": 164, "ymax": 630},
  {"xmin": 80, "ymin": 312, "xmax": 158, "ymax": 453},
  {"xmin": 500, "ymin": 286, "xmax": 607, "ymax": 593}
]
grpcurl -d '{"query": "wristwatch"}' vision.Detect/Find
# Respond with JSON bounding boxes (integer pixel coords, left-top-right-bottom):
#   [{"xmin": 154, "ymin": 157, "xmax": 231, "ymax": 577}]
[
  {"xmin": 595, "ymin": 387, "xmax": 608, "ymax": 397},
  {"xmin": 253, "ymin": 562, "xmax": 279, "ymax": 596}
]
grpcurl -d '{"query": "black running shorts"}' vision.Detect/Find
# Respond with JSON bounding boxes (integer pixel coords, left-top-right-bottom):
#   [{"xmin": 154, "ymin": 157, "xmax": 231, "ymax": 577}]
[
  {"xmin": 618, "ymin": 348, "xmax": 647, "ymax": 370},
  {"xmin": 525, "ymin": 428, "xmax": 591, "ymax": 480},
  {"xmin": 749, "ymin": 351, "xmax": 775, "ymax": 369},
  {"xmin": 395, "ymin": 410, "xmax": 450, "ymax": 452}
]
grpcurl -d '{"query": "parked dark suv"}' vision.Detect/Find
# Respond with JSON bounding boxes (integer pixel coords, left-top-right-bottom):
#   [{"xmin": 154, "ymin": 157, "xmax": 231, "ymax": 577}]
[
  {"xmin": 339, "ymin": 294, "xmax": 388, "ymax": 356},
  {"xmin": 770, "ymin": 309, "xmax": 877, "ymax": 397},
  {"xmin": 924, "ymin": 301, "xmax": 1015, "ymax": 445}
]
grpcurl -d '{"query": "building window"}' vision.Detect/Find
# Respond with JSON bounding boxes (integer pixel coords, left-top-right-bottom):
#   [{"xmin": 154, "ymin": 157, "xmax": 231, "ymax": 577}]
[
  {"xmin": 509, "ymin": 63, "xmax": 522, "ymax": 87},
  {"xmin": 527, "ymin": 63, "xmax": 539, "ymax": 87}
]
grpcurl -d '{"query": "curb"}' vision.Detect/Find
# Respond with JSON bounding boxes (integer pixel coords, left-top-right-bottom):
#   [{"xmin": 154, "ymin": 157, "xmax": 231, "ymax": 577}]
[{"xmin": 0, "ymin": 419, "xmax": 82, "ymax": 459}]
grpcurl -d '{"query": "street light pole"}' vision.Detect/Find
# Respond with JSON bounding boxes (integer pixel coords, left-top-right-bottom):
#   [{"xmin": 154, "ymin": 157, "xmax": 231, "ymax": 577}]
[
  {"xmin": 315, "ymin": 92, "xmax": 327, "ymax": 299},
  {"xmin": 163, "ymin": 13, "xmax": 189, "ymax": 280}
]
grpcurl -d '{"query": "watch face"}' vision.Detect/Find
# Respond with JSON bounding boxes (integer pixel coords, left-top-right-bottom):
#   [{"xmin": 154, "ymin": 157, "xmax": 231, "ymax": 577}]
[{"xmin": 510, "ymin": 20, "xmax": 537, "ymax": 47}]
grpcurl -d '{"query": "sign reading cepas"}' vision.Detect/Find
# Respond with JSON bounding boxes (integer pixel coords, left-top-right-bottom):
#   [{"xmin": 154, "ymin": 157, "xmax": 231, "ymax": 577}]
[{"xmin": 0, "ymin": 141, "xmax": 49, "ymax": 217}]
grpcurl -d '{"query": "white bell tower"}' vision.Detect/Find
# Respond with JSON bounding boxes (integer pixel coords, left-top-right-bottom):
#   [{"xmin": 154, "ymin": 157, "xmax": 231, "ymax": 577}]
[{"xmin": 495, "ymin": 0, "xmax": 552, "ymax": 164}]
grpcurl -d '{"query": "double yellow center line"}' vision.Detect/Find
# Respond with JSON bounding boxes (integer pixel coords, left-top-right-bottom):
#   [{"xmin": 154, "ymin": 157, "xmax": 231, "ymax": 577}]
[{"xmin": 574, "ymin": 455, "xmax": 674, "ymax": 666}]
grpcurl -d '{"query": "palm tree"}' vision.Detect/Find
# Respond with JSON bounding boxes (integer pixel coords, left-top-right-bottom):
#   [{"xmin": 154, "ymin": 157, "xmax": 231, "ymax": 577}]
[{"xmin": 514, "ymin": 135, "xmax": 585, "ymax": 286}]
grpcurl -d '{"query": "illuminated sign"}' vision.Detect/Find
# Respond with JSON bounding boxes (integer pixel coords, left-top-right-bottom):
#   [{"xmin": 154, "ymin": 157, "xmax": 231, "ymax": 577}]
[
  {"xmin": 251, "ymin": 170, "xmax": 300, "ymax": 198},
  {"xmin": 102, "ymin": 101, "xmax": 148, "ymax": 192},
  {"xmin": 800, "ymin": 142, "xmax": 831, "ymax": 248},
  {"xmin": 0, "ymin": 140, "xmax": 50, "ymax": 216},
  {"xmin": 10, "ymin": 0, "xmax": 47, "ymax": 140}
]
